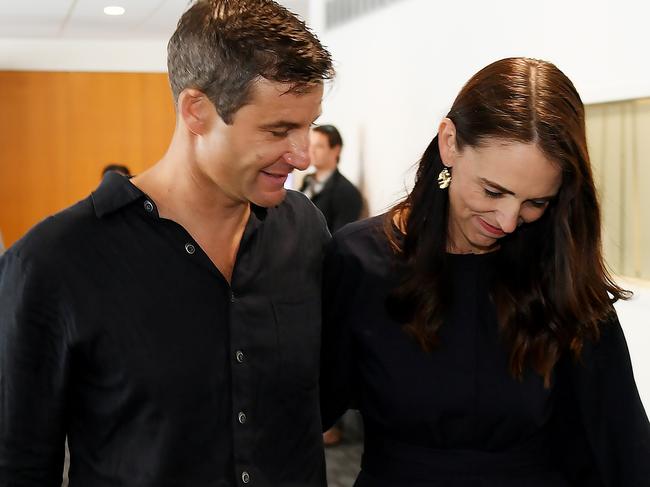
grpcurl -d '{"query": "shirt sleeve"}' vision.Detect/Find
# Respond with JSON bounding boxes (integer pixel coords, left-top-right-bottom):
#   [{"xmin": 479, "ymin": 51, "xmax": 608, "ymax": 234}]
[
  {"xmin": 319, "ymin": 234, "xmax": 361, "ymax": 431},
  {"xmin": 0, "ymin": 250, "xmax": 69, "ymax": 486},
  {"xmin": 551, "ymin": 313, "xmax": 650, "ymax": 486}
]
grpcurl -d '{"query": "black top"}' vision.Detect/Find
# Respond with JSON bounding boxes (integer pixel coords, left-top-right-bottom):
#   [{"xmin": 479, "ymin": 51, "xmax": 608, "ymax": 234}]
[
  {"xmin": 0, "ymin": 172, "xmax": 330, "ymax": 487},
  {"xmin": 320, "ymin": 216, "xmax": 650, "ymax": 487},
  {"xmin": 300, "ymin": 169, "xmax": 363, "ymax": 233}
]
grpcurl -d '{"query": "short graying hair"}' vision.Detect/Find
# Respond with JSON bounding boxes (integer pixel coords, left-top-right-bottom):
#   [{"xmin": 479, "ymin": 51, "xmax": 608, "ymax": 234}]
[{"xmin": 167, "ymin": 0, "xmax": 334, "ymax": 123}]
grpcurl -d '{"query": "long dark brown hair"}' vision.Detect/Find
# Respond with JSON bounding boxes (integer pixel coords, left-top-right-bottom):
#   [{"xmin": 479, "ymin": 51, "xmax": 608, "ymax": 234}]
[{"xmin": 385, "ymin": 57, "xmax": 629, "ymax": 384}]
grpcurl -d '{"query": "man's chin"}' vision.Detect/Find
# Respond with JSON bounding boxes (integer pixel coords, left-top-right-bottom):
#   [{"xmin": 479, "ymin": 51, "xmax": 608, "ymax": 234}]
[{"xmin": 250, "ymin": 188, "xmax": 287, "ymax": 208}]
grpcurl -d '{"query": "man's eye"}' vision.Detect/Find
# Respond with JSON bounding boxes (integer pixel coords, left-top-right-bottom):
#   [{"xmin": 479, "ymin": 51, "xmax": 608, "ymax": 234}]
[
  {"xmin": 484, "ymin": 188, "xmax": 502, "ymax": 198},
  {"xmin": 270, "ymin": 130, "xmax": 289, "ymax": 138}
]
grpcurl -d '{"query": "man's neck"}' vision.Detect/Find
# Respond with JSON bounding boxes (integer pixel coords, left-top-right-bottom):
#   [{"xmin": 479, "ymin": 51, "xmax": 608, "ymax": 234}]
[
  {"xmin": 131, "ymin": 151, "xmax": 249, "ymax": 234},
  {"xmin": 314, "ymin": 166, "xmax": 336, "ymax": 182},
  {"xmin": 132, "ymin": 153, "xmax": 252, "ymax": 283}
]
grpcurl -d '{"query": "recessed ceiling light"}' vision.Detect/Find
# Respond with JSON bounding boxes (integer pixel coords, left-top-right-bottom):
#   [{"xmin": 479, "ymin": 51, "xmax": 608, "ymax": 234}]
[{"xmin": 104, "ymin": 6, "xmax": 126, "ymax": 16}]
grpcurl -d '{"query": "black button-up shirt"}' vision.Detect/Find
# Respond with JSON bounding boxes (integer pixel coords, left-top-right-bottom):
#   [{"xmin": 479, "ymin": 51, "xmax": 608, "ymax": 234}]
[{"xmin": 0, "ymin": 173, "xmax": 330, "ymax": 487}]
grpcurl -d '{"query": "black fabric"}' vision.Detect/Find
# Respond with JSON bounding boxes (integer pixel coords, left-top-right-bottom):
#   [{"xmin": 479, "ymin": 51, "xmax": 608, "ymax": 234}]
[
  {"xmin": 300, "ymin": 169, "xmax": 362, "ymax": 233},
  {"xmin": 0, "ymin": 172, "xmax": 330, "ymax": 487},
  {"xmin": 320, "ymin": 215, "xmax": 650, "ymax": 486}
]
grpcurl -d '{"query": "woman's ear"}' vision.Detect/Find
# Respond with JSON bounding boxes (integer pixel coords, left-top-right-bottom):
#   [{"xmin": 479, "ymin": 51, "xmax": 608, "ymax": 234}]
[
  {"xmin": 438, "ymin": 118, "xmax": 458, "ymax": 167},
  {"xmin": 178, "ymin": 89, "xmax": 215, "ymax": 136}
]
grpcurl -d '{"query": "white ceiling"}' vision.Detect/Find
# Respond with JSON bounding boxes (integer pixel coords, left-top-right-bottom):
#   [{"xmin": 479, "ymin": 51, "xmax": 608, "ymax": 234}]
[{"xmin": 0, "ymin": 0, "xmax": 311, "ymax": 39}]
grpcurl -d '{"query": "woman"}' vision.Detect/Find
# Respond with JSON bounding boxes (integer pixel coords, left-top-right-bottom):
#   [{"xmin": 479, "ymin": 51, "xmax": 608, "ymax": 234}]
[{"xmin": 320, "ymin": 57, "xmax": 650, "ymax": 486}]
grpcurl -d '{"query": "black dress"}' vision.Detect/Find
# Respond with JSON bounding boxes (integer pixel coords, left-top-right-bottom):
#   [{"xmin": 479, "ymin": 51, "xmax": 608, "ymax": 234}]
[{"xmin": 320, "ymin": 216, "xmax": 650, "ymax": 487}]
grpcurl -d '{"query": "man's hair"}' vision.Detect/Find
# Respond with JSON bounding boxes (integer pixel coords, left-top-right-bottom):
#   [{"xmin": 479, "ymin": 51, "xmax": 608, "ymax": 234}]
[
  {"xmin": 313, "ymin": 124, "xmax": 343, "ymax": 148},
  {"xmin": 102, "ymin": 164, "xmax": 131, "ymax": 177},
  {"xmin": 313, "ymin": 124, "xmax": 343, "ymax": 163},
  {"xmin": 167, "ymin": 0, "xmax": 334, "ymax": 124}
]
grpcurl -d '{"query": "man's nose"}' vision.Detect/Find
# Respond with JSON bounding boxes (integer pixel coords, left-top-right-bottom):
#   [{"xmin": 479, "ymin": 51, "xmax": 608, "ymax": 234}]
[{"xmin": 284, "ymin": 130, "xmax": 310, "ymax": 170}]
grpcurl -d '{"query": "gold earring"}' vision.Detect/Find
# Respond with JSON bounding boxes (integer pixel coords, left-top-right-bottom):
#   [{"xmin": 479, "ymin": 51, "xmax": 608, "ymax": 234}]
[{"xmin": 437, "ymin": 167, "xmax": 451, "ymax": 189}]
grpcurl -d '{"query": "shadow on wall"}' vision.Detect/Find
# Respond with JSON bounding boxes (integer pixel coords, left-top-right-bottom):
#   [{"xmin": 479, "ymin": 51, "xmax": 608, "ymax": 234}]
[{"xmin": 615, "ymin": 278, "xmax": 650, "ymax": 412}]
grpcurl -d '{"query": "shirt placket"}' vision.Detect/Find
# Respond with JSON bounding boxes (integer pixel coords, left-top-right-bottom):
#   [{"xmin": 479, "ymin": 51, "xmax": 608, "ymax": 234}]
[{"xmin": 228, "ymin": 215, "xmax": 262, "ymax": 486}]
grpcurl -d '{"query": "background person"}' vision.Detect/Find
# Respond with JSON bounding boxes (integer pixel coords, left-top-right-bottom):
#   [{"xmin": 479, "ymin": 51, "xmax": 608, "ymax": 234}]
[
  {"xmin": 101, "ymin": 163, "xmax": 131, "ymax": 177},
  {"xmin": 302, "ymin": 124, "xmax": 363, "ymax": 234}
]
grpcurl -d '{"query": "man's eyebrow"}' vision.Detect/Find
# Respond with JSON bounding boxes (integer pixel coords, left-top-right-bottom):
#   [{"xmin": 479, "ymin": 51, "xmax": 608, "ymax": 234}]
[
  {"xmin": 480, "ymin": 177, "xmax": 515, "ymax": 196},
  {"xmin": 258, "ymin": 112, "xmax": 321, "ymax": 131},
  {"xmin": 259, "ymin": 121, "xmax": 301, "ymax": 130}
]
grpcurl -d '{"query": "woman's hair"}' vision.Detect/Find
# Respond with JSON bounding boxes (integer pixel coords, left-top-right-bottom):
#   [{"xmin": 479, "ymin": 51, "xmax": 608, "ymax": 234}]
[{"xmin": 385, "ymin": 57, "xmax": 629, "ymax": 384}]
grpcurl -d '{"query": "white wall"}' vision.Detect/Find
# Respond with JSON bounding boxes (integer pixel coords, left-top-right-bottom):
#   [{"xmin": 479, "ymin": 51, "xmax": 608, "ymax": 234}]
[{"xmin": 312, "ymin": 0, "xmax": 650, "ymax": 215}]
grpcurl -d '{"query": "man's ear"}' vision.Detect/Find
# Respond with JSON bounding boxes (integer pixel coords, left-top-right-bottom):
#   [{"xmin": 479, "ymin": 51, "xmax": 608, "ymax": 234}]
[
  {"xmin": 332, "ymin": 144, "xmax": 342, "ymax": 163},
  {"xmin": 438, "ymin": 117, "xmax": 458, "ymax": 167},
  {"xmin": 178, "ymin": 89, "xmax": 215, "ymax": 135}
]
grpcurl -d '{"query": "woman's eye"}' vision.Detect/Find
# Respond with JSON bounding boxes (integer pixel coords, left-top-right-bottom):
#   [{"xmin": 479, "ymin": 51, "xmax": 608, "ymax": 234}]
[
  {"xmin": 528, "ymin": 200, "xmax": 548, "ymax": 209},
  {"xmin": 484, "ymin": 188, "xmax": 502, "ymax": 198}
]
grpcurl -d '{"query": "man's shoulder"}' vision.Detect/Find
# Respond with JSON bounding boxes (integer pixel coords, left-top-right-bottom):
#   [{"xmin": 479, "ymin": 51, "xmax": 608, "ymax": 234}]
[
  {"xmin": 335, "ymin": 214, "xmax": 382, "ymax": 238},
  {"xmin": 331, "ymin": 215, "xmax": 385, "ymax": 252},
  {"xmin": 278, "ymin": 189, "xmax": 323, "ymax": 219},
  {"xmin": 8, "ymin": 196, "xmax": 96, "ymax": 264},
  {"xmin": 270, "ymin": 190, "xmax": 330, "ymax": 239},
  {"xmin": 333, "ymin": 169, "xmax": 357, "ymax": 187},
  {"xmin": 331, "ymin": 170, "xmax": 361, "ymax": 197},
  {"xmin": 283, "ymin": 188, "xmax": 314, "ymax": 206}
]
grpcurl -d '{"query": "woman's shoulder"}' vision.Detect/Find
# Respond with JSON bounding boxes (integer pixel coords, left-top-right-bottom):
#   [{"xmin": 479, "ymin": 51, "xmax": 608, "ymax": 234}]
[
  {"xmin": 330, "ymin": 215, "xmax": 390, "ymax": 254},
  {"xmin": 334, "ymin": 214, "xmax": 384, "ymax": 237}
]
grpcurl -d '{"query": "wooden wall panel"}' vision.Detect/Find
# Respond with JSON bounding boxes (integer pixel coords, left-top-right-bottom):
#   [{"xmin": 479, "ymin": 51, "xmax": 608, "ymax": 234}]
[{"xmin": 0, "ymin": 71, "xmax": 175, "ymax": 247}]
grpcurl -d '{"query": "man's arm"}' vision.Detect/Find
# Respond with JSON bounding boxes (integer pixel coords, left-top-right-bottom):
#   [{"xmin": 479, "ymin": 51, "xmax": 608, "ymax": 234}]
[{"xmin": 0, "ymin": 250, "xmax": 68, "ymax": 486}]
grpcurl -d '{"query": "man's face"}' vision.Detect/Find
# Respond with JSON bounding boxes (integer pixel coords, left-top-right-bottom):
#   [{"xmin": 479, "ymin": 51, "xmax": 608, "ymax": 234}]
[
  {"xmin": 195, "ymin": 79, "xmax": 323, "ymax": 208},
  {"xmin": 308, "ymin": 130, "xmax": 340, "ymax": 172}
]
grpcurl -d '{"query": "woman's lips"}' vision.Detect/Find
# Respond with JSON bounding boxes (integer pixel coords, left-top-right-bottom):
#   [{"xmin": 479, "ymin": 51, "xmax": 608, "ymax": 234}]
[{"xmin": 477, "ymin": 217, "xmax": 505, "ymax": 236}]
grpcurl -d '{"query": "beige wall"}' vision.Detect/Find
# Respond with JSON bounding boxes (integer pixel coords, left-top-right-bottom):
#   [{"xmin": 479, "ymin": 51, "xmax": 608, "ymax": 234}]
[
  {"xmin": 586, "ymin": 98, "xmax": 650, "ymax": 280},
  {"xmin": 0, "ymin": 71, "xmax": 175, "ymax": 247}
]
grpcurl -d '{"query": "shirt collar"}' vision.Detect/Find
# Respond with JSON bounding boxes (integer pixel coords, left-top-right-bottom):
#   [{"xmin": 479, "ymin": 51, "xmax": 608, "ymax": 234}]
[
  {"xmin": 91, "ymin": 172, "xmax": 144, "ymax": 218},
  {"xmin": 92, "ymin": 171, "xmax": 269, "ymax": 221},
  {"xmin": 250, "ymin": 203, "xmax": 268, "ymax": 221}
]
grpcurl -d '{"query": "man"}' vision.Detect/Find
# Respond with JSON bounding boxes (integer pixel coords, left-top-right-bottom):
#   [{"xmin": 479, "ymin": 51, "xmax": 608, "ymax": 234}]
[
  {"xmin": 301, "ymin": 125, "xmax": 363, "ymax": 233},
  {"xmin": 101, "ymin": 163, "xmax": 131, "ymax": 177},
  {"xmin": 0, "ymin": 1, "xmax": 333, "ymax": 486}
]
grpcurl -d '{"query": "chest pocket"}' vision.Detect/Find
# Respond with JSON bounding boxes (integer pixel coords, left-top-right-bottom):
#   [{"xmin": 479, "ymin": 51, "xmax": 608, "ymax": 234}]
[{"xmin": 272, "ymin": 297, "xmax": 321, "ymax": 391}]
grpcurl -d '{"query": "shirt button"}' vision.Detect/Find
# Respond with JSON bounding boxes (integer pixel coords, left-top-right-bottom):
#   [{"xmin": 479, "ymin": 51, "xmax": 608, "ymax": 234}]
[
  {"xmin": 238, "ymin": 411, "xmax": 247, "ymax": 424},
  {"xmin": 185, "ymin": 243, "xmax": 195, "ymax": 255},
  {"xmin": 235, "ymin": 350, "xmax": 245, "ymax": 363},
  {"xmin": 143, "ymin": 200, "xmax": 154, "ymax": 212},
  {"xmin": 230, "ymin": 291, "xmax": 236, "ymax": 303},
  {"xmin": 241, "ymin": 471, "xmax": 250, "ymax": 484}
]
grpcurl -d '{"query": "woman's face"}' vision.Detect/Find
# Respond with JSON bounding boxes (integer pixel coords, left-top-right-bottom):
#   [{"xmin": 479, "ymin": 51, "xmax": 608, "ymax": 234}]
[{"xmin": 439, "ymin": 120, "xmax": 562, "ymax": 254}]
